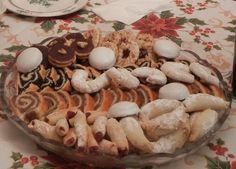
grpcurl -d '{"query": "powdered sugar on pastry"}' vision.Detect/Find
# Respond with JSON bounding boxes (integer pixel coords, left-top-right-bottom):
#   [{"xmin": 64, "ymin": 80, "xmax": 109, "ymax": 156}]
[
  {"xmin": 106, "ymin": 67, "xmax": 140, "ymax": 89},
  {"xmin": 189, "ymin": 109, "xmax": 218, "ymax": 142},
  {"xmin": 189, "ymin": 62, "xmax": 219, "ymax": 86},
  {"xmin": 140, "ymin": 99, "xmax": 183, "ymax": 121},
  {"xmin": 108, "ymin": 101, "xmax": 140, "ymax": 118},
  {"xmin": 183, "ymin": 93, "xmax": 229, "ymax": 112},
  {"xmin": 142, "ymin": 106, "xmax": 189, "ymax": 141},
  {"xmin": 71, "ymin": 69, "xmax": 110, "ymax": 93},
  {"xmin": 28, "ymin": 119, "xmax": 62, "ymax": 142},
  {"xmin": 161, "ymin": 62, "xmax": 194, "ymax": 83},
  {"xmin": 152, "ymin": 128, "xmax": 189, "ymax": 153},
  {"xmin": 131, "ymin": 67, "xmax": 167, "ymax": 85},
  {"xmin": 120, "ymin": 117, "xmax": 153, "ymax": 153}
]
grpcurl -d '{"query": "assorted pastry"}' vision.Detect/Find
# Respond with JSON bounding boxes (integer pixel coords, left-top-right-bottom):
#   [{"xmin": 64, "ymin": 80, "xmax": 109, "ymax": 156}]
[{"xmin": 8, "ymin": 28, "xmax": 230, "ymax": 157}]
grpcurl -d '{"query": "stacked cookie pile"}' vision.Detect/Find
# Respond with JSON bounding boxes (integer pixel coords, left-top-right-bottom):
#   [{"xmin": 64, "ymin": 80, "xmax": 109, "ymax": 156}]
[{"xmin": 9, "ymin": 29, "xmax": 229, "ymax": 156}]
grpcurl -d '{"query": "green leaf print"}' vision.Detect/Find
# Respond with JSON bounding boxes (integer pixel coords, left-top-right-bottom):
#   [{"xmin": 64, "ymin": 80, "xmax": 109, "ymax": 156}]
[
  {"xmin": 6, "ymin": 45, "xmax": 27, "ymax": 52},
  {"xmin": 34, "ymin": 163, "xmax": 55, "ymax": 169},
  {"xmin": 10, "ymin": 161, "xmax": 23, "ymax": 169},
  {"xmin": 0, "ymin": 54, "xmax": 14, "ymax": 61},
  {"xmin": 223, "ymin": 26, "xmax": 235, "ymax": 33},
  {"xmin": 225, "ymin": 35, "xmax": 235, "ymax": 42},
  {"xmin": 205, "ymin": 156, "xmax": 230, "ymax": 169},
  {"xmin": 168, "ymin": 36, "xmax": 183, "ymax": 46},
  {"xmin": 10, "ymin": 152, "xmax": 23, "ymax": 161},
  {"xmin": 28, "ymin": 0, "xmax": 58, "ymax": 7},
  {"xmin": 160, "ymin": 10, "xmax": 174, "ymax": 19},
  {"xmin": 41, "ymin": 20, "xmax": 56, "ymax": 32},
  {"xmin": 112, "ymin": 22, "xmax": 126, "ymax": 31},
  {"xmin": 189, "ymin": 18, "xmax": 207, "ymax": 25},
  {"xmin": 176, "ymin": 17, "xmax": 188, "ymax": 25},
  {"xmin": 72, "ymin": 17, "xmax": 88, "ymax": 23}
]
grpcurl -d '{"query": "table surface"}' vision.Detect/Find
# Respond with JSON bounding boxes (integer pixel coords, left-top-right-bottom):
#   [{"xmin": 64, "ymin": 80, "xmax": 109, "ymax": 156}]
[{"xmin": 0, "ymin": 0, "xmax": 236, "ymax": 169}]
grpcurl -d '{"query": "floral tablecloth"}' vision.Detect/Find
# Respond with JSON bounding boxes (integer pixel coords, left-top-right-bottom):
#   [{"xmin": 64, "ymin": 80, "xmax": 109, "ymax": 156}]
[{"xmin": 0, "ymin": 0, "xmax": 236, "ymax": 168}]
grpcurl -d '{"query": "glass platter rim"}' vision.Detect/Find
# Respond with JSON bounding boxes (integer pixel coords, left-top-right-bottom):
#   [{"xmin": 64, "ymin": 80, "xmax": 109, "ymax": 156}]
[{"xmin": 0, "ymin": 37, "xmax": 232, "ymax": 167}]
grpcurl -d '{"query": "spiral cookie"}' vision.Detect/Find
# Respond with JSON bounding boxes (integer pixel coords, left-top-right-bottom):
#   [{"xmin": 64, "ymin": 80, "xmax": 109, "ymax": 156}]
[
  {"xmin": 10, "ymin": 91, "xmax": 48, "ymax": 122},
  {"xmin": 17, "ymin": 65, "xmax": 49, "ymax": 93},
  {"xmin": 41, "ymin": 90, "xmax": 67, "ymax": 114},
  {"xmin": 47, "ymin": 37, "xmax": 76, "ymax": 68},
  {"xmin": 65, "ymin": 32, "xmax": 94, "ymax": 59}
]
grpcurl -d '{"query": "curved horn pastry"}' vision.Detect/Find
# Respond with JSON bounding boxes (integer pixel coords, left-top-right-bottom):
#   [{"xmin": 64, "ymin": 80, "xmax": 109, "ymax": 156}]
[
  {"xmin": 106, "ymin": 118, "xmax": 129, "ymax": 155},
  {"xmin": 141, "ymin": 106, "xmax": 189, "ymax": 141},
  {"xmin": 107, "ymin": 101, "xmax": 140, "ymax": 118},
  {"xmin": 106, "ymin": 67, "xmax": 140, "ymax": 89},
  {"xmin": 161, "ymin": 62, "xmax": 194, "ymax": 83},
  {"xmin": 119, "ymin": 117, "xmax": 153, "ymax": 153},
  {"xmin": 71, "ymin": 69, "xmax": 110, "ymax": 93},
  {"xmin": 28, "ymin": 119, "xmax": 62, "ymax": 142},
  {"xmin": 189, "ymin": 109, "xmax": 218, "ymax": 142},
  {"xmin": 189, "ymin": 62, "xmax": 219, "ymax": 86},
  {"xmin": 140, "ymin": 99, "xmax": 183, "ymax": 121},
  {"xmin": 131, "ymin": 67, "xmax": 167, "ymax": 85},
  {"xmin": 183, "ymin": 93, "xmax": 229, "ymax": 112},
  {"xmin": 152, "ymin": 128, "xmax": 189, "ymax": 154}
]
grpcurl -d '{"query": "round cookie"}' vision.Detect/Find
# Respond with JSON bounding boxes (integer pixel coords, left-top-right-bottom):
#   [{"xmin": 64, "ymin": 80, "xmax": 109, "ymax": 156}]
[
  {"xmin": 89, "ymin": 47, "xmax": 116, "ymax": 70},
  {"xmin": 16, "ymin": 47, "xmax": 43, "ymax": 73},
  {"xmin": 47, "ymin": 37, "xmax": 76, "ymax": 68},
  {"xmin": 153, "ymin": 39, "xmax": 180, "ymax": 59},
  {"xmin": 65, "ymin": 32, "xmax": 94, "ymax": 59},
  {"xmin": 159, "ymin": 82, "xmax": 190, "ymax": 100}
]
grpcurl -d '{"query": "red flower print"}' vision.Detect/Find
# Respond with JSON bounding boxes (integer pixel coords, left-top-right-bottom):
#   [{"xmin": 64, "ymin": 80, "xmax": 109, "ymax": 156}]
[
  {"xmin": 30, "ymin": 155, "xmax": 38, "ymax": 161},
  {"xmin": 215, "ymin": 146, "xmax": 228, "ymax": 156},
  {"xmin": 231, "ymin": 161, "xmax": 236, "ymax": 169},
  {"xmin": 21, "ymin": 157, "xmax": 29, "ymax": 164},
  {"xmin": 31, "ymin": 160, "xmax": 39, "ymax": 166},
  {"xmin": 228, "ymin": 154, "xmax": 235, "ymax": 158},
  {"xmin": 132, "ymin": 13, "xmax": 183, "ymax": 38}
]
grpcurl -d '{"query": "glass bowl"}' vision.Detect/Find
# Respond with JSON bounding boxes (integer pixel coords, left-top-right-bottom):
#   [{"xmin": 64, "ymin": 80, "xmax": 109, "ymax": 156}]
[{"xmin": 0, "ymin": 49, "xmax": 232, "ymax": 168}]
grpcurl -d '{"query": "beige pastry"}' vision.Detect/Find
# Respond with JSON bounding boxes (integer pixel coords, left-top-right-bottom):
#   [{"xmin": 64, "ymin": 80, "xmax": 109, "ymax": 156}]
[
  {"xmin": 189, "ymin": 109, "xmax": 218, "ymax": 142},
  {"xmin": 98, "ymin": 139, "xmax": 119, "ymax": 156},
  {"xmin": 92, "ymin": 116, "xmax": 107, "ymax": 142},
  {"xmin": 183, "ymin": 93, "xmax": 229, "ymax": 112},
  {"xmin": 158, "ymin": 82, "xmax": 190, "ymax": 100},
  {"xmin": 55, "ymin": 118, "xmax": 69, "ymax": 137},
  {"xmin": 106, "ymin": 118, "xmax": 129, "ymax": 155},
  {"xmin": 74, "ymin": 111, "xmax": 88, "ymax": 152},
  {"xmin": 131, "ymin": 67, "xmax": 167, "ymax": 85},
  {"xmin": 71, "ymin": 69, "xmax": 110, "ymax": 93},
  {"xmin": 28, "ymin": 120, "xmax": 62, "ymax": 142},
  {"xmin": 120, "ymin": 117, "xmax": 153, "ymax": 153},
  {"xmin": 108, "ymin": 101, "xmax": 140, "ymax": 118},
  {"xmin": 152, "ymin": 128, "xmax": 189, "ymax": 153},
  {"xmin": 106, "ymin": 67, "xmax": 140, "ymax": 89},
  {"xmin": 189, "ymin": 62, "xmax": 219, "ymax": 86},
  {"xmin": 161, "ymin": 62, "xmax": 194, "ymax": 83},
  {"xmin": 87, "ymin": 126, "xmax": 99, "ymax": 152},
  {"xmin": 63, "ymin": 128, "xmax": 77, "ymax": 147},
  {"xmin": 140, "ymin": 99, "xmax": 183, "ymax": 121},
  {"xmin": 142, "ymin": 106, "xmax": 189, "ymax": 141}
]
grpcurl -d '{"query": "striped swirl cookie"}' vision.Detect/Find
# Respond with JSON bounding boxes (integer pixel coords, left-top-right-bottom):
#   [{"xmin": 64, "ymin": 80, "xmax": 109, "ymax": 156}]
[{"xmin": 10, "ymin": 91, "xmax": 48, "ymax": 122}]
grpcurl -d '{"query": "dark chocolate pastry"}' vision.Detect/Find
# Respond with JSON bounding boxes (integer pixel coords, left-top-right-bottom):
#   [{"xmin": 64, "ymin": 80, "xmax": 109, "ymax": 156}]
[
  {"xmin": 47, "ymin": 37, "xmax": 76, "ymax": 68},
  {"xmin": 65, "ymin": 32, "xmax": 94, "ymax": 59}
]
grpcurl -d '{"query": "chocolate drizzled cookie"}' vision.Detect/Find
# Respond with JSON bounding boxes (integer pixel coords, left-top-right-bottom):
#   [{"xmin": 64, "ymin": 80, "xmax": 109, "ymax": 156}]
[
  {"xmin": 65, "ymin": 32, "xmax": 94, "ymax": 60},
  {"xmin": 47, "ymin": 37, "xmax": 76, "ymax": 68}
]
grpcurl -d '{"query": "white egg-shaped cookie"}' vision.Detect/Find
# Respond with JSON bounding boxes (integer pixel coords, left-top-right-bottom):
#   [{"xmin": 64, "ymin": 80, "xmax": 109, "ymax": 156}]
[
  {"xmin": 153, "ymin": 39, "xmax": 180, "ymax": 59},
  {"xmin": 108, "ymin": 101, "xmax": 140, "ymax": 118},
  {"xmin": 159, "ymin": 82, "xmax": 190, "ymax": 100},
  {"xmin": 89, "ymin": 47, "xmax": 116, "ymax": 70},
  {"xmin": 16, "ymin": 47, "xmax": 43, "ymax": 73}
]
